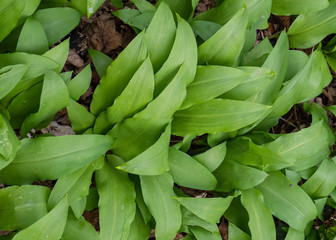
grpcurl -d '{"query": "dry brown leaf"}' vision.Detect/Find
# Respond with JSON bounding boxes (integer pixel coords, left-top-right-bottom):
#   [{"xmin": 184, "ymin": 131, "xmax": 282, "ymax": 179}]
[{"xmin": 67, "ymin": 49, "xmax": 84, "ymax": 67}]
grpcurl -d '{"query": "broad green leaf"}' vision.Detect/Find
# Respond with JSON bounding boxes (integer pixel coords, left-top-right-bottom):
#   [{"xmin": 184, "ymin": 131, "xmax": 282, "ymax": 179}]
[
  {"xmin": 94, "ymin": 57, "xmax": 154, "ymax": 133},
  {"xmin": 87, "ymin": 0, "xmax": 105, "ymax": 17},
  {"xmin": 154, "ymin": 15, "xmax": 197, "ymax": 96},
  {"xmin": 189, "ymin": 226, "xmax": 222, "ymax": 240},
  {"xmin": 168, "ymin": 147, "xmax": 217, "ymax": 190},
  {"xmin": 140, "ymin": 173, "xmax": 181, "ymax": 240},
  {"xmin": 254, "ymin": 31, "xmax": 289, "ymax": 105},
  {"xmin": 88, "ymin": 49, "xmax": 113, "ymax": 78},
  {"xmin": 34, "ymin": 8, "xmax": 81, "ymax": 45},
  {"xmin": 0, "ymin": 134, "xmax": 113, "ymax": 184},
  {"xmin": 126, "ymin": 208, "xmax": 151, "ymax": 240},
  {"xmin": 181, "ymin": 66, "xmax": 247, "ymax": 109},
  {"xmin": 269, "ymin": 50, "xmax": 331, "ymax": 118},
  {"xmin": 67, "ymin": 0, "xmax": 87, "ymax": 16},
  {"xmin": 241, "ymin": 37, "xmax": 273, "ymax": 67},
  {"xmin": 257, "ymin": 171, "xmax": 317, "ymax": 231},
  {"xmin": 326, "ymin": 52, "xmax": 336, "ymax": 72},
  {"xmin": 113, "ymin": 8, "xmax": 141, "ymax": 23},
  {"xmin": 214, "ymin": 160, "xmax": 268, "ymax": 192},
  {"xmin": 190, "ymin": 20, "xmax": 222, "ymax": 42},
  {"xmin": 126, "ymin": 12, "xmax": 154, "ymax": 30},
  {"xmin": 198, "ymin": 7, "xmax": 247, "ymax": 66},
  {"xmin": 156, "ymin": 0, "xmax": 193, "ymax": 20},
  {"xmin": 47, "ymin": 158, "xmax": 101, "ymax": 209},
  {"xmin": 132, "ymin": 0, "xmax": 156, "ymax": 13},
  {"xmin": 225, "ymin": 137, "xmax": 292, "ymax": 172},
  {"xmin": 285, "ymin": 50, "xmax": 308, "ymax": 81},
  {"xmin": 272, "ymin": 0, "xmax": 329, "ymax": 15},
  {"xmin": 117, "ymin": 123, "xmax": 170, "ymax": 175},
  {"xmin": 176, "ymin": 197, "xmax": 233, "ymax": 223},
  {"xmin": 0, "ymin": 65, "xmax": 27, "ymax": 100},
  {"xmin": 301, "ymin": 158, "xmax": 336, "ymax": 199},
  {"xmin": 245, "ymin": 0, "xmax": 272, "ymax": 29},
  {"xmin": 7, "ymin": 82, "xmax": 42, "ymax": 129},
  {"xmin": 224, "ymin": 197, "xmax": 250, "ymax": 234},
  {"xmin": 61, "ymin": 212, "xmax": 99, "ymax": 240},
  {"xmin": 109, "ymin": 33, "xmax": 196, "ymax": 160},
  {"xmin": 43, "ymin": 39, "xmax": 70, "ymax": 73},
  {"xmin": 314, "ymin": 197, "xmax": 327, "ymax": 220},
  {"xmin": 0, "ymin": 185, "xmax": 50, "ymax": 231},
  {"xmin": 192, "ymin": 142, "xmax": 226, "ymax": 172},
  {"xmin": 0, "ymin": 52, "xmax": 58, "ymax": 82},
  {"xmin": 229, "ymin": 223, "xmax": 251, "ymax": 240},
  {"xmin": 0, "ymin": 0, "xmax": 26, "ymax": 43},
  {"xmin": 110, "ymin": 0, "xmax": 123, "ymax": 8},
  {"xmin": 67, "ymin": 99, "xmax": 95, "ymax": 133},
  {"xmin": 39, "ymin": 0, "xmax": 67, "ymax": 8},
  {"xmin": 285, "ymin": 227, "xmax": 304, "ymax": 240},
  {"xmin": 70, "ymin": 198, "xmax": 86, "ymax": 219},
  {"xmin": 220, "ymin": 67, "xmax": 275, "ymax": 101},
  {"xmin": 18, "ymin": 0, "xmax": 41, "ymax": 24},
  {"xmin": 12, "ymin": 197, "xmax": 68, "ymax": 240},
  {"xmin": 145, "ymin": 1, "xmax": 175, "ymax": 72},
  {"xmin": 91, "ymin": 32, "xmax": 147, "ymax": 115},
  {"xmin": 16, "ymin": 17, "xmax": 49, "ymax": 54},
  {"xmin": 21, "ymin": 71, "xmax": 70, "ymax": 136},
  {"xmin": 172, "ymin": 99, "xmax": 271, "ymax": 136},
  {"xmin": 66, "ymin": 65, "xmax": 92, "ymax": 101},
  {"xmin": 0, "ymin": 111, "xmax": 20, "ymax": 171},
  {"xmin": 241, "ymin": 188, "xmax": 276, "ymax": 240},
  {"xmin": 96, "ymin": 155, "xmax": 136, "ymax": 240},
  {"xmin": 85, "ymin": 188, "xmax": 98, "ymax": 211},
  {"xmin": 287, "ymin": 1, "xmax": 336, "ymax": 49},
  {"xmin": 264, "ymin": 120, "xmax": 331, "ymax": 171},
  {"xmin": 181, "ymin": 207, "xmax": 219, "ymax": 234}
]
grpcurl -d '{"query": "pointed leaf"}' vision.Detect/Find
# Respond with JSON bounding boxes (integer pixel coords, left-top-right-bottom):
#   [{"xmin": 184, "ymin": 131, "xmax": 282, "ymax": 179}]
[
  {"xmin": 181, "ymin": 207, "xmax": 219, "ymax": 233},
  {"xmin": 192, "ymin": 142, "xmax": 226, "ymax": 172},
  {"xmin": 140, "ymin": 173, "xmax": 181, "ymax": 240},
  {"xmin": 241, "ymin": 37, "xmax": 273, "ymax": 67},
  {"xmin": 257, "ymin": 171, "xmax": 317, "ymax": 231},
  {"xmin": 67, "ymin": 99, "xmax": 96, "ymax": 133},
  {"xmin": 117, "ymin": 123, "xmax": 170, "ymax": 175},
  {"xmin": 241, "ymin": 188, "xmax": 276, "ymax": 240},
  {"xmin": 87, "ymin": 0, "xmax": 105, "ymax": 17},
  {"xmin": 176, "ymin": 197, "xmax": 233, "ymax": 223},
  {"xmin": 88, "ymin": 49, "xmax": 113, "ymax": 78},
  {"xmin": 189, "ymin": 226, "xmax": 222, "ymax": 240},
  {"xmin": 272, "ymin": 0, "xmax": 329, "ymax": 16},
  {"xmin": 43, "ymin": 39, "xmax": 70, "ymax": 73},
  {"xmin": 126, "ymin": 208, "xmax": 151, "ymax": 240},
  {"xmin": 0, "ymin": 134, "xmax": 113, "ymax": 184},
  {"xmin": 229, "ymin": 223, "xmax": 251, "ymax": 240},
  {"xmin": 0, "ymin": 65, "xmax": 27, "ymax": 100},
  {"xmin": 96, "ymin": 155, "xmax": 136, "ymax": 240},
  {"xmin": 66, "ymin": 65, "xmax": 92, "ymax": 101},
  {"xmin": 13, "ymin": 197, "xmax": 68, "ymax": 240}
]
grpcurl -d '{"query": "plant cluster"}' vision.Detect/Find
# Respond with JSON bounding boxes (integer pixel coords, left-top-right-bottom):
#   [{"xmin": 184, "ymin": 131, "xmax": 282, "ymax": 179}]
[{"xmin": 2, "ymin": 0, "xmax": 336, "ymax": 239}]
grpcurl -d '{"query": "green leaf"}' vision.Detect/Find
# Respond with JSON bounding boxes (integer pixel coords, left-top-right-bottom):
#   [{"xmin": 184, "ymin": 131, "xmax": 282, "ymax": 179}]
[
  {"xmin": 0, "ymin": 111, "xmax": 20, "ymax": 171},
  {"xmin": 61, "ymin": 212, "xmax": 99, "ymax": 240},
  {"xmin": 181, "ymin": 207, "xmax": 219, "ymax": 234},
  {"xmin": 34, "ymin": 7, "xmax": 81, "ymax": 45},
  {"xmin": 21, "ymin": 71, "xmax": 70, "ymax": 136},
  {"xmin": 0, "ymin": 134, "xmax": 113, "ymax": 184},
  {"xmin": 220, "ymin": 67, "xmax": 275, "ymax": 101},
  {"xmin": 241, "ymin": 188, "xmax": 276, "ymax": 240},
  {"xmin": 16, "ymin": 17, "xmax": 49, "ymax": 54},
  {"xmin": 87, "ymin": 0, "xmax": 105, "ymax": 17},
  {"xmin": 168, "ymin": 147, "xmax": 217, "ymax": 190},
  {"xmin": 39, "ymin": 0, "xmax": 67, "ymax": 8},
  {"xmin": 224, "ymin": 197, "xmax": 250, "ymax": 234},
  {"xmin": 189, "ymin": 226, "xmax": 222, "ymax": 240},
  {"xmin": 96, "ymin": 155, "xmax": 136, "ymax": 240},
  {"xmin": 272, "ymin": 0, "xmax": 329, "ymax": 15},
  {"xmin": 285, "ymin": 227, "xmax": 304, "ymax": 240},
  {"xmin": 126, "ymin": 208, "xmax": 151, "ymax": 240},
  {"xmin": 287, "ymin": 1, "xmax": 336, "ymax": 49},
  {"xmin": 67, "ymin": 99, "xmax": 96, "ymax": 133},
  {"xmin": 301, "ymin": 158, "xmax": 336, "ymax": 199},
  {"xmin": 285, "ymin": 50, "xmax": 308, "ymax": 81},
  {"xmin": 88, "ymin": 49, "xmax": 113, "ymax": 78},
  {"xmin": 145, "ymin": 1, "xmax": 175, "ymax": 72},
  {"xmin": 43, "ymin": 39, "xmax": 70, "ymax": 73},
  {"xmin": 0, "ymin": 65, "xmax": 27, "ymax": 100},
  {"xmin": 0, "ymin": 0, "xmax": 26, "ymax": 43},
  {"xmin": 66, "ymin": 65, "xmax": 92, "ymax": 101},
  {"xmin": 7, "ymin": 82, "xmax": 42, "ymax": 129},
  {"xmin": 140, "ymin": 173, "xmax": 181, "ymax": 240},
  {"xmin": 190, "ymin": 20, "xmax": 221, "ymax": 42},
  {"xmin": 0, "ymin": 185, "xmax": 50, "ymax": 231},
  {"xmin": 110, "ymin": 0, "xmax": 123, "ymax": 8},
  {"xmin": 192, "ymin": 142, "xmax": 226, "ymax": 172},
  {"xmin": 198, "ymin": 7, "xmax": 248, "ymax": 66},
  {"xmin": 94, "ymin": 57, "xmax": 154, "ymax": 133},
  {"xmin": 176, "ymin": 197, "xmax": 233, "ymax": 223},
  {"xmin": 117, "ymin": 123, "xmax": 170, "ymax": 175},
  {"xmin": 214, "ymin": 160, "xmax": 268, "ymax": 192},
  {"xmin": 228, "ymin": 223, "xmax": 251, "ymax": 240},
  {"xmin": 264, "ymin": 120, "xmax": 331, "ymax": 171},
  {"xmin": 67, "ymin": 0, "xmax": 87, "ymax": 16},
  {"xmin": 132, "ymin": 0, "xmax": 156, "ymax": 13},
  {"xmin": 156, "ymin": 0, "xmax": 193, "ymax": 20},
  {"xmin": 241, "ymin": 37, "xmax": 273, "ymax": 67},
  {"xmin": 257, "ymin": 171, "xmax": 317, "ymax": 231},
  {"xmin": 18, "ymin": 0, "xmax": 41, "ymax": 24},
  {"xmin": 12, "ymin": 196, "xmax": 68, "ymax": 240},
  {"xmin": 254, "ymin": 31, "xmax": 289, "ymax": 105},
  {"xmin": 245, "ymin": 0, "xmax": 272, "ymax": 29},
  {"xmin": 91, "ymin": 32, "xmax": 147, "ymax": 115},
  {"xmin": 181, "ymin": 66, "xmax": 247, "ymax": 109},
  {"xmin": 172, "ymin": 99, "xmax": 271, "ymax": 136}
]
